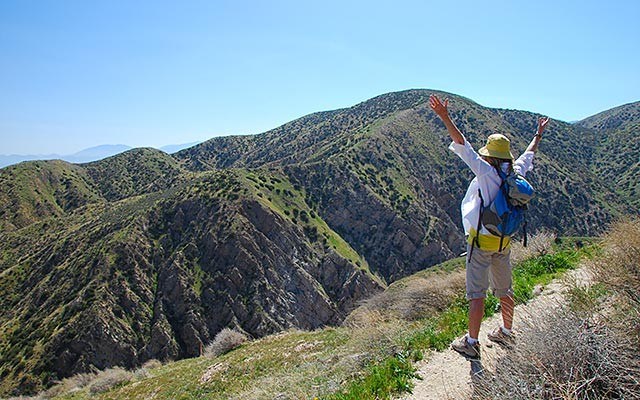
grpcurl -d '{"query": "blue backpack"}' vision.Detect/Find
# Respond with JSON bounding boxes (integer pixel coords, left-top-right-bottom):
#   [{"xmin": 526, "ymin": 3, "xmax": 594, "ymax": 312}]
[{"xmin": 474, "ymin": 170, "xmax": 534, "ymax": 252}]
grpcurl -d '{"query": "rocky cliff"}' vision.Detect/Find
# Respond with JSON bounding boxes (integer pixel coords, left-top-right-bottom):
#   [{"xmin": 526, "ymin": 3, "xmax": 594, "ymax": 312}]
[{"xmin": 0, "ymin": 169, "xmax": 382, "ymax": 395}]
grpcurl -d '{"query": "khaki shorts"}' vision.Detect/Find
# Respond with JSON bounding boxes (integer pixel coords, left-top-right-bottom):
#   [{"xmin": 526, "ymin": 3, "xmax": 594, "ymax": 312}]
[{"xmin": 465, "ymin": 244, "xmax": 513, "ymax": 300}]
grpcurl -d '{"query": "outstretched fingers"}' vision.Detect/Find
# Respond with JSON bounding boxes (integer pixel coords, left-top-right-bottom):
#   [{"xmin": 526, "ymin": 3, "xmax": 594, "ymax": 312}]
[
  {"xmin": 537, "ymin": 116, "xmax": 550, "ymax": 134},
  {"xmin": 428, "ymin": 94, "xmax": 439, "ymax": 109},
  {"xmin": 429, "ymin": 94, "xmax": 449, "ymax": 116}
]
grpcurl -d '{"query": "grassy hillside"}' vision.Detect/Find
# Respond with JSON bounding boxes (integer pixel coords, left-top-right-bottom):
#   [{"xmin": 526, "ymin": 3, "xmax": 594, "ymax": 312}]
[
  {"xmin": 1, "ymin": 89, "xmax": 638, "ymax": 397},
  {"xmin": 576, "ymin": 101, "xmax": 640, "ymax": 208},
  {"xmin": 0, "ymin": 169, "xmax": 381, "ymax": 396},
  {"xmin": 28, "ymin": 233, "xmax": 590, "ymax": 400},
  {"xmin": 0, "ymin": 148, "xmax": 188, "ymax": 232},
  {"xmin": 83, "ymin": 147, "xmax": 186, "ymax": 202},
  {"xmin": 0, "ymin": 160, "xmax": 103, "ymax": 231}
]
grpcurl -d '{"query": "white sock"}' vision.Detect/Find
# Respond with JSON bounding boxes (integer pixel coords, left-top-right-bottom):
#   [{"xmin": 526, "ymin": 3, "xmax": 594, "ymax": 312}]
[
  {"xmin": 467, "ymin": 335, "xmax": 479, "ymax": 345},
  {"xmin": 501, "ymin": 326, "xmax": 512, "ymax": 335}
]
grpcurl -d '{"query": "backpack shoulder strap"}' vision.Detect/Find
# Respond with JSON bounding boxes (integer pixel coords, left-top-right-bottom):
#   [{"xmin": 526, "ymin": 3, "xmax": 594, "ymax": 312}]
[
  {"xmin": 496, "ymin": 168, "xmax": 510, "ymax": 252},
  {"xmin": 469, "ymin": 188, "xmax": 484, "ymax": 260}
]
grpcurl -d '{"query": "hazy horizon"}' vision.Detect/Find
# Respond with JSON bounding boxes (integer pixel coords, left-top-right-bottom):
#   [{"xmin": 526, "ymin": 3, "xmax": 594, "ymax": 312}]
[
  {"xmin": 0, "ymin": 141, "xmax": 201, "ymax": 157},
  {"xmin": 2, "ymin": 0, "xmax": 638, "ymax": 155}
]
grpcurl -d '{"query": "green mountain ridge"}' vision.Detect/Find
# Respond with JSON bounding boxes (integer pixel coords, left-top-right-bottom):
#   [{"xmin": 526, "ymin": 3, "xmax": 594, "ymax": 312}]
[
  {"xmin": 0, "ymin": 89, "xmax": 638, "ymax": 396},
  {"xmin": 1, "ymin": 168, "xmax": 381, "ymax": 395},
  {"xmin": 576, "ymin": 101, "xmax": 640, "ymax": 208}
]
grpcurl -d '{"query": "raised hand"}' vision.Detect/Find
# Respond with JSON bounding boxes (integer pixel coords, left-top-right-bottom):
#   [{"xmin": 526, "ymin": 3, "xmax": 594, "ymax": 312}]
[
  {"xmin": 429, "ymin": 94, "xmax": 464, "ymax": 144},
  {"xmin": 429, "ymin": 94, "xmax": 450, "ymax": 121},
  {"xmin": 527, "ymin": 116, "xmax": 550, "ymax": 153},
  {"xmin": 536, "ymin": 116, "xmax": 550, "ymax": 136}
]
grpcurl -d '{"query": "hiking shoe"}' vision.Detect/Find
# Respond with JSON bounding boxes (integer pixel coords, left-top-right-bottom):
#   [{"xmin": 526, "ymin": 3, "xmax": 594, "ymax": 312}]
[
  {"xmin": 487, "ymin": 327, "xmax": 515, "ymax": 347},
  {"xmin": 451, "ymin": 335, "xmax": 481, "ymax": 360}
]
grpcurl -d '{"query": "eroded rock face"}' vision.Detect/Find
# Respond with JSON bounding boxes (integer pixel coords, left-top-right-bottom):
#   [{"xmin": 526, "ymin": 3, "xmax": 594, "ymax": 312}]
[
  {"xmin": 27, "ymin": 196, "xmax": 383, "ymax": 388},
  {"xmin": 149, "ymin": 198, "xmax": 382, "ymax": 344},
  {"xmin": 284, "ymin": 162, "xmax": 462, "ymax": 283}
]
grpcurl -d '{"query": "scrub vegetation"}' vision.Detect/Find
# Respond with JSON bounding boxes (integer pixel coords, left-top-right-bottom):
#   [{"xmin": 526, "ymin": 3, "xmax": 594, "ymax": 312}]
[
  {"xmin": 472, "ymin": 218, "xmax": 640, "ymax": 400},
  {"xmin": 1, "ymin": 90, "xmax": 638, "ymax": 398},
  {"xmin": 19, "ymin": 233, "xmax": 595, "ymax": 400}
]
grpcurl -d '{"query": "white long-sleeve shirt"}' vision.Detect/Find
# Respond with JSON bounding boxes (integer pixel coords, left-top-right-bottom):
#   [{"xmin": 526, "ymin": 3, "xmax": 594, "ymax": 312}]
[{"xmin": 449, "ymin": 139, "xmax": 535, "ymax": 250}]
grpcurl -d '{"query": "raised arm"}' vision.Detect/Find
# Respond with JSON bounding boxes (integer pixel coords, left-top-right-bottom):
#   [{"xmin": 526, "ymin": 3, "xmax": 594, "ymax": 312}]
[
  {"xmin": 525, "ymin": 116, "xmax": 550, "ymax": 153},
  {"xmin": 429, "ymin": 94, "xmax": 465, "ymax": 145}
]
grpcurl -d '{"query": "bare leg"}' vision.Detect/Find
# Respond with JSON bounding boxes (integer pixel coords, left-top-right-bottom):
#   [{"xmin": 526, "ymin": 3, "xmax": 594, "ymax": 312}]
[
  {"xmin": 469, "ymin": 298, "xmax": 484, "ymax": 339},
  {"xmin": 500, "ymin": 295, "xmax": 515, "ymax": 330}
]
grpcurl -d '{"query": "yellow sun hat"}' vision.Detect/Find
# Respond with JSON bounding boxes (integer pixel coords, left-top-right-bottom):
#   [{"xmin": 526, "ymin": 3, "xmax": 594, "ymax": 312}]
[{"xmin": 478, "ymin": 133, "xmax": 514, "ymax": 160}]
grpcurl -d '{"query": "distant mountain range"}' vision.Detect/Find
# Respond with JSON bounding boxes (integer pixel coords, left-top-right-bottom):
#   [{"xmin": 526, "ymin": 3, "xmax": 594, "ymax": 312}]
[
  {"xmin": 1, "ymin": 89, "xmax": 638, "ymax": 396},
  {"xmin": 0, "ymin": 142, "xmax": 202, "ymax": 168}
]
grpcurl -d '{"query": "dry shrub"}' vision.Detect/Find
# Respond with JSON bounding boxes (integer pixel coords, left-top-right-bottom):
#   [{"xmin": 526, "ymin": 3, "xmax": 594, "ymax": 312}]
[
  {"xmin": 347, "ymin": 313, "xmax": 411, "ymax": 361},
  {"xmin": 131, "ymin": 366, "xmax": 151, "ymax": 380},
  {"xmin": 591, "ymin": 218, "xmax": 640, "ymax": 309},
  {"xmin": 32, "ymin": 371, "xmax": 97, "ymax": 399},
  {"xmin": 590, "ymin": 218, "xmax": 640, "ymax": 362},
  {"xmin": 472, "ymin": 305, "xmax": 640, "ymax": 400},
  {"xmin": 344, "ymin": 269, "xmax": 466, "ymax": 325},
  {"xmin": 473, "ymin": 219, "xmax": 640, "ymax": 400},
  {"xmin": 510, "ymin": 229, "xmax": 556, "ymax": 265},
  {"xmin": 342, "ymin": 308, "xmax": 388, "ymax": 329},
  {"xmin": 61, "ymin": 372, "xmax": 96, "ymax": 391},
  {"xmin": 25, "ymin": 361, "xmax": 157, "ymax": 399},
  {"xmin": 204, "ymin": 328, "xmax": 248, "ymax": 358},
  {"xmin": 87, "ymin": 367, "xmax": 133, "ymax": 394},
  {"xmin": 141, "ymin": 358, "xmax": 162, "ymax": 370},
  {"xmin": 118, "ymin": 359, "xmax": 162, "ymax": 383}
]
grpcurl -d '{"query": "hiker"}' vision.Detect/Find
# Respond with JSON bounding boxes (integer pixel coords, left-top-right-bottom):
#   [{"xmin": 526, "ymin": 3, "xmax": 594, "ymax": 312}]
[{"xmin": 428, "ymin": 94, "xmax": 550, "ymax": 360}]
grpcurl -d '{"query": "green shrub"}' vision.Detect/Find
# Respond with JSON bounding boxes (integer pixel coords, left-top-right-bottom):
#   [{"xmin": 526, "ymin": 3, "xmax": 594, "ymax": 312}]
[{"xmin": 327, "ymin": 352, "xmax": 416, "ymax": 400}]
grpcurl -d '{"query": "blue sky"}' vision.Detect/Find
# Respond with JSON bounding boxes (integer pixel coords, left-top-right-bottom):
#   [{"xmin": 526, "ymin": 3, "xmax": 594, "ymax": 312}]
[{"xmin": 1, "ymin": 0, "xmax": 638, "ymax": 155}]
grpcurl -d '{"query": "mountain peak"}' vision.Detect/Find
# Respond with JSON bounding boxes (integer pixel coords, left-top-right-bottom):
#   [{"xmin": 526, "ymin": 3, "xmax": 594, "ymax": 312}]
[{"xmin": 1, "ymin": 90, "xmax": 638, "ymax": 396}]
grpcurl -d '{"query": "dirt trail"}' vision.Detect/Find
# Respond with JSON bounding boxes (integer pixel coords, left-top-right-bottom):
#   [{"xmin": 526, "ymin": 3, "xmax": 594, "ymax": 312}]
[{"xmin": 397, "ymin": 267, "xmax": 590, "ymax": 400}]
